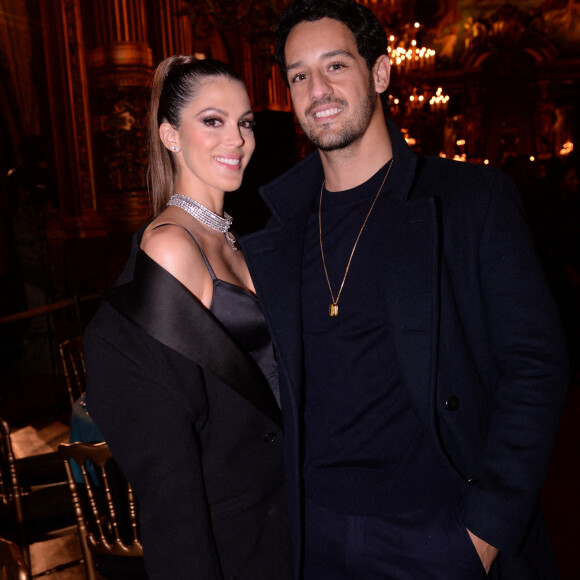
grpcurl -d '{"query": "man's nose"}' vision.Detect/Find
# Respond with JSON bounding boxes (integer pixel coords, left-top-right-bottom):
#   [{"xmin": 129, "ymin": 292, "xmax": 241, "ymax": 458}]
[{"xmin": 310, "ymin": 71, "xmax": 333, "ymax": 101}]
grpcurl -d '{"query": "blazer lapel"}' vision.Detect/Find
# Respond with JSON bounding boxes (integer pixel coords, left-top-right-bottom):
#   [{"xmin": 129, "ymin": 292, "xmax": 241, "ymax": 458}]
[{"xmin": 106, "ymin": 250, "xmax": 282, "ymax": 429}]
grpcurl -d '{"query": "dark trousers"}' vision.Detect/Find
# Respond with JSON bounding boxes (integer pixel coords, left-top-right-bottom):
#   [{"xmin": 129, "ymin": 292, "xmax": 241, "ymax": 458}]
[{"xmin": 303, "ymin": 498, "xmax": 488, "ymax": 580}]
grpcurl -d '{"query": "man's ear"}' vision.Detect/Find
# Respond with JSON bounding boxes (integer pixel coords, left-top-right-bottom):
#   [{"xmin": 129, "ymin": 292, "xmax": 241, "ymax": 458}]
[
  {"xmin": 159, "ymin": 122, "xmax": 181, "ymax": 153},
  {"xmin": 373, "ymin": 54, "xmax": 391, "ymax": 95}
]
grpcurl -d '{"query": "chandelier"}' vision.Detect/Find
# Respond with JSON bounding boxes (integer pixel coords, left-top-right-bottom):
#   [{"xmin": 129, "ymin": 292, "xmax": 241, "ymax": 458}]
[
  {"xmin": 384, "ymin": 21, "xmax": 451, "ymax": 156},
  {"xmin": 387, "ymin": 22, "xmax": 436, "ymax": 75},
  {"xmin": 387, "ymin": 23, "xmax": 449, "ymax": 118},
  {"xmin": 429, "ymin": 87, "xmax": 450, "ymax": 110}
]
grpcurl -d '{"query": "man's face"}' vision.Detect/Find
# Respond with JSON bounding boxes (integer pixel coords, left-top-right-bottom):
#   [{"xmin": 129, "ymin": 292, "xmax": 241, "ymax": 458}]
[{"xmin": 284, "ymin": 17, "xmax": 379, "ymax": 152}]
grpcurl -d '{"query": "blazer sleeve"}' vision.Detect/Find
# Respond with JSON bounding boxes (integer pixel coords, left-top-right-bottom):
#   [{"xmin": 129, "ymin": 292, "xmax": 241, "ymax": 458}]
[
  {"xmin": 84, "ymin": 303, "xmax": 225, "ymax": 580},
  {"xmin": 459, "ymin": 170, "xmax": 569, "ymax": 553}
]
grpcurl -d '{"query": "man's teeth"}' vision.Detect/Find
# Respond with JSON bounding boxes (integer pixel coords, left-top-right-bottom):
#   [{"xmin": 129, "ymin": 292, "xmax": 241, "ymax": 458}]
[
  {"xmin": 315, "ymin": 107, "xmax": 342, "ymax": 118},
  {"xmin": 216, "ymin": 157, "xmax": 240, "ymax": 165}
]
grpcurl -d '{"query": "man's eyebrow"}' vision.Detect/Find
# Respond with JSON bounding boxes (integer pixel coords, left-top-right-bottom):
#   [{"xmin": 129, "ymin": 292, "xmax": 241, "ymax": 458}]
[{"xmin": 286, "ymin": 49, "xmax": 355, "ymax": 72}]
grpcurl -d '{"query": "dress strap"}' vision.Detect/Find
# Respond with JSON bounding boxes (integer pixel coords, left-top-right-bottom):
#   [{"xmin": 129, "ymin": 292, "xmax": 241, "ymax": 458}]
[{"xmin": 150, "ymin": 222, "xmax": 217, "ymax": 280}]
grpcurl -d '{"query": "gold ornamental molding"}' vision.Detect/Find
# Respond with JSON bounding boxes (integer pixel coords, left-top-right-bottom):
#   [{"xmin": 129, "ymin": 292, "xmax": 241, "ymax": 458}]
[
  {"xmin": 62, "ymin": 0, "xmax": 97, "ymax": 215},
  {"xmin": 84, "ymin": 0, "xmax": 153, "ymax": 86},
  {"xmin": 87, "ymin": 43, "xmax": 153, "ymax": 70},
  {"xmin": 40, "ymin": 0, "xmax": 106, "ymax": 237}
]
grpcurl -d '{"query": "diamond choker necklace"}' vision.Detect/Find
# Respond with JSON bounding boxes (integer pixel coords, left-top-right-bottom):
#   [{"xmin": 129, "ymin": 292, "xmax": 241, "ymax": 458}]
[{"xmin": 167, "ymin": 193, "xmax": 238, "ymax": 251}]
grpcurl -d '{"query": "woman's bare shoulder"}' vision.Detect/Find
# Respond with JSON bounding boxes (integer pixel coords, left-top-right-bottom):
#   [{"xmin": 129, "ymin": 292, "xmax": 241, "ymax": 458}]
[{"xmin": 140, "ymin": 221, "xmax": 213, "ymax": 305}]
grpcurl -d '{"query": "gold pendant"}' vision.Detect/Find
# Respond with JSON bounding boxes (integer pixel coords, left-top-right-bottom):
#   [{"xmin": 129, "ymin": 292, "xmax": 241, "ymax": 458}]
[{"xmin": 329, "ymin": 303, "xmax": 339, "ymax": 317}]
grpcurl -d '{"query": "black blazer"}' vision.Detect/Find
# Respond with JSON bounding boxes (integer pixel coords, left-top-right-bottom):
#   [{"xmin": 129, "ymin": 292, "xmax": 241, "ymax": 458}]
[
  {"xmin": 84, "ymin": 245, "xmax": 293, "ymax": 580},
  {"xmin": 241, "ymin": 120, "xmax": 569, "ymax": 579}
]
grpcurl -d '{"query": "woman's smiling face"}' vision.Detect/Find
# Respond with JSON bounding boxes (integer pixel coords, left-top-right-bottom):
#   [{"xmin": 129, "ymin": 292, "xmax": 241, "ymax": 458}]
[{"xmin": 166, "ymin": 76, "xmax": 255, "ymax": 202}]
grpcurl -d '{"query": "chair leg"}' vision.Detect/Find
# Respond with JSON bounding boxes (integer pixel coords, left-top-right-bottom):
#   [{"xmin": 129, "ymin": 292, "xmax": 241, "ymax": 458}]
[
  {"xmin": 20, "ymin": 543, "xmax": 31, "ymax": 575},
  {"xmin": 79, "ymin": 534, "xmax": 98, "ymax": 580},
  {"xmin": 12, "ymin": 477, "xmax": 31, "ymax": 571}
]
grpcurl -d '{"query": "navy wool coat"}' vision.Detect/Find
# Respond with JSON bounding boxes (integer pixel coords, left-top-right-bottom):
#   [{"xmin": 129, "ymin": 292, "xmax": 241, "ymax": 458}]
[{"xmin": 240, "ymin": 120, "xmax": 569, "ymax": 579}]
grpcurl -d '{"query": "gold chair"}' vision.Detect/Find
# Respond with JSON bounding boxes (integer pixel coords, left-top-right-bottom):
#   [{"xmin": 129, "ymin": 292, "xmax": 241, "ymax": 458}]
[
  {"xmin": 0, "ymin": 419, "xmax": 76, "ymax": 571},
  {"xmin": 0, "ymin": 537, "xmax": 30, "ymax": 580},
  {"xmin": 58, "ymin": 442, "xmax": 146, "ymax": 580},
  {"xmin": 58, "ymin": 337, "xmax": 86, "ymax": 409}
]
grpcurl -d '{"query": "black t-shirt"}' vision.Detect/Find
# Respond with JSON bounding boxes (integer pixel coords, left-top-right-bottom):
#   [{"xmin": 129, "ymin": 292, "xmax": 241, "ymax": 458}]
[{"xmin": 301, "ymin": 161, "xmax": 458, "ymax": 515}]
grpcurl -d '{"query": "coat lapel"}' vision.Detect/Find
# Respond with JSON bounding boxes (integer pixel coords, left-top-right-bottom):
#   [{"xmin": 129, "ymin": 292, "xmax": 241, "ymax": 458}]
[
  {"xmin": 380, "ymin": 195, "xmax": 440, "ymax": 425},
  {"xmin": 106, "ymin": 250, "xmax": 282, "ymax": 429},
  {"xmin": 241, "ymin": 215, "xmax": 307, "ymax": 402},
  {"xmin": 241, "ymin": 152, "xmax": 323, "ymax": 404}
]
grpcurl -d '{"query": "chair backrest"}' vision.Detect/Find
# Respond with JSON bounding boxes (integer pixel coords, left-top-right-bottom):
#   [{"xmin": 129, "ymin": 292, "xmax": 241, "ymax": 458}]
[
  {"xmin": 0, "ymin": 419, "xmax": 76, "ymax": 572},
  {"xmin": 58, "ymin": 337, "xmax": 86, "ymax": 408},
  {"xmin": 0, "ymin": 537, "xmax": 29, "ymax": 580},
  {"xmin": 58, "ymin": 442, "xmax": 143, "ymax": 580},
  {"xmin": 0, "ymin": 420, "xmax": 24, "ymax": 537}
]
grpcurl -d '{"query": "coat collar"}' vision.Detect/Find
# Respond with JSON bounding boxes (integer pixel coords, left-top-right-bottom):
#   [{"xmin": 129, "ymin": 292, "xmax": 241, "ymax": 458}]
[
  {"xmin": 241, "ymin": 120, "xmax": 422, "ymax": 398},
  {"xmin": 106, "ymin": 250, "xmax": 283, "ymax": 429},
  {"xmin": 258, "ymin": 119, "xmax": 419, "ymax": 222}
]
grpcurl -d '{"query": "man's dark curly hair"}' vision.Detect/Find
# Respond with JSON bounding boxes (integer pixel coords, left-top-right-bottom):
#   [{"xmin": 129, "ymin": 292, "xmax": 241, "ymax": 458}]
[{"xmin": 274, "ymin": 0, "xmax": 388, "ymax": 84}]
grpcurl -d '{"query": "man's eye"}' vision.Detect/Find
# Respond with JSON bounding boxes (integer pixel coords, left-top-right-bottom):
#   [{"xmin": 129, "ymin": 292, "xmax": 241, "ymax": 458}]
[
  {"xmin": 329, "ymin": 62, "xmax": 345, "ymax": 71},
  {"xmin": 291, "ymin": 73, "xmax": 307, "ymax": 83}
]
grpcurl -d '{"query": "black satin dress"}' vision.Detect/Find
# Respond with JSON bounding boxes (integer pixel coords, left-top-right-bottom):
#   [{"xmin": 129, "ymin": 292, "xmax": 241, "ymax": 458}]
[{"xmin": 200, "ymin": 238, "xmax": 281, "ymax": 408}]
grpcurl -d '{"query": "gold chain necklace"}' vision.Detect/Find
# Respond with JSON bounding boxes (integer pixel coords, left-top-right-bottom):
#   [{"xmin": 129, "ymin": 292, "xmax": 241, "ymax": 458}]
[{"xmin": 319, "ymin": 159, "xmax": 394, "ymax": 317}]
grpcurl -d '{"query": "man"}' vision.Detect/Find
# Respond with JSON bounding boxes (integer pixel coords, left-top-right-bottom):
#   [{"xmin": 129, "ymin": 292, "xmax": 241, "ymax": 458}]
[{"xmin": 241, "ymin": 1, "xmax": 568, "ymax": 578}]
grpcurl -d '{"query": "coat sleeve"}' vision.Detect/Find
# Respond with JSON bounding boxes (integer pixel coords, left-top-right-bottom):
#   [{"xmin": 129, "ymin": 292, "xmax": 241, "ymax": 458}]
[
  {"xmin": 459, "ymin": 170, "xmax": 569, "ymax": 553},
  {"xmin": 84, "ymin": 303, "xmax": 224, "ymax": 580}
]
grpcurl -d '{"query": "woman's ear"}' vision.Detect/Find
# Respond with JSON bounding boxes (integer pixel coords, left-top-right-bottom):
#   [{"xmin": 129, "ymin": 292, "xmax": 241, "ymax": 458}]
[
  {"xmin": 159, "ymin": 122, "xmax": 181, "ymax": 153},
  {"xmin": 373, "ymin": 54, "xmax": 391, "ymax": 95}
]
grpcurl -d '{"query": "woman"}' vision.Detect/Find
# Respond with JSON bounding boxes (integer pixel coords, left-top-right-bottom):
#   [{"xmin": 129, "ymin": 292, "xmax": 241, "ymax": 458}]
[{"xmin": 84, "ymin": 56, "xmax": 293, "ymax": 579}]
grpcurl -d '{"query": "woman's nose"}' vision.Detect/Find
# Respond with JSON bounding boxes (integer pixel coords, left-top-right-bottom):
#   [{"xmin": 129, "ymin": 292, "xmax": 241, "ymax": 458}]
[{"xmin": 226, "ymin": 123, "xmax": 245, "ymax": 146}]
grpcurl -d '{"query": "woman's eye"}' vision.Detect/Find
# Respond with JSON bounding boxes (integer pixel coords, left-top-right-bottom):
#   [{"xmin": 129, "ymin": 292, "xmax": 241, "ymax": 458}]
[
  {"xmin": 203, "ymin": 117, "xmax": 222, "ymax": 127},
  {"xmin": 239, "ymin": 119, "xmax": 255, "ymax": 130}
]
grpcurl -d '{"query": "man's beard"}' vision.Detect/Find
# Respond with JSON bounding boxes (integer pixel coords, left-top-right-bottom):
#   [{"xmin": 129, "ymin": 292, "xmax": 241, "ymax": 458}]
[{"xmin": 300, "ymin": 77, "xmax": 377, "ymax": 152}]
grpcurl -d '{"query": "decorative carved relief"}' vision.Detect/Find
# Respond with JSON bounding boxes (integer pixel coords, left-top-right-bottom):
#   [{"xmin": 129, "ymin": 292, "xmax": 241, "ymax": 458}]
[
  {"xmin": 90, "ymin": 85, "xmax": 149, "ymax": 226},
  {"xmin": 81, "ymin": 0, "xmax": 154, "ymax": 228},
  {"xmin": 98, "ymin": 91, "xmax": 148, "ymax": 194},
  {"xmin": 461, "ymin": 3, "xmax": 558, "ymax": 69}
]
